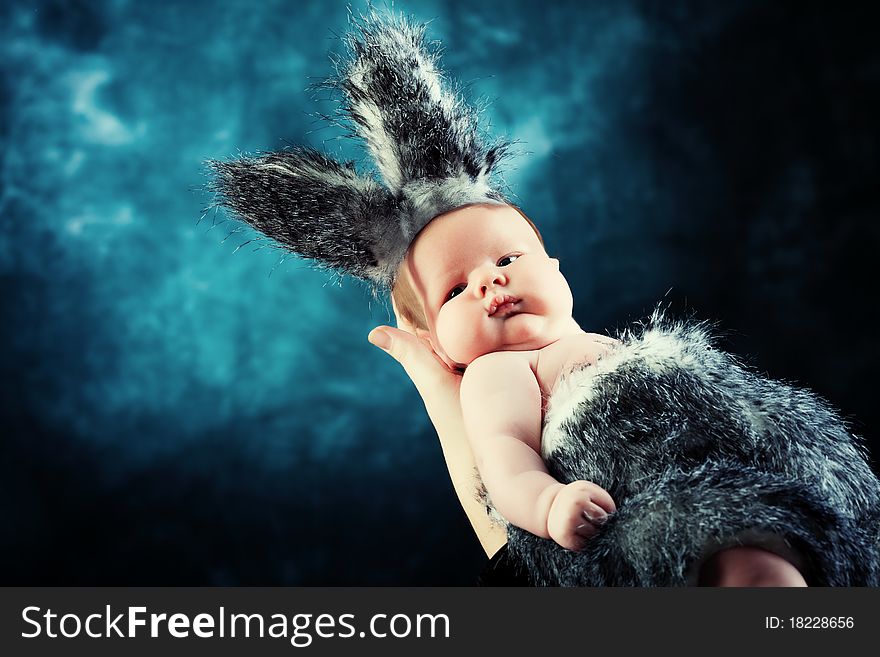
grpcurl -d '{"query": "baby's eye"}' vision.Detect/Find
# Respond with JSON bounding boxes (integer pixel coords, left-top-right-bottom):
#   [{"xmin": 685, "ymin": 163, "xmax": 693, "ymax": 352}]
[
  {"xmin": 445, "ymin": 285, "xmax": 466, "ymax": 302},
  {"xmin": 497, "ymin": 254, "xmax": 521, "ymax": 267}
]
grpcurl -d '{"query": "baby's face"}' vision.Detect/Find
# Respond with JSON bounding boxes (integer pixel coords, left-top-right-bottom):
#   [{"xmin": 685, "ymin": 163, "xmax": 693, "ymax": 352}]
[{"xmin": 403, "ymin": 204, "xmax": 575, "ymax": 367}]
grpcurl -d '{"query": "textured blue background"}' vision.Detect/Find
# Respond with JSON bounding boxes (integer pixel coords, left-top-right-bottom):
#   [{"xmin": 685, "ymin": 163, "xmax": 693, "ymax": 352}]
[{"xmin": 2, "ymin": 0, "xmax": 878, "ymax": 584}]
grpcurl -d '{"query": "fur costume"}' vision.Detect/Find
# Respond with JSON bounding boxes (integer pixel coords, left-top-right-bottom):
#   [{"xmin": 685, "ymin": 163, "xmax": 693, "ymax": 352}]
[
  {"xmin": 494, "ymin": 311, "xmax": 880, "ymax": 586},
  {"xmin": 206, "ymin": 11, "xmax": 880, "ymax": 585}
]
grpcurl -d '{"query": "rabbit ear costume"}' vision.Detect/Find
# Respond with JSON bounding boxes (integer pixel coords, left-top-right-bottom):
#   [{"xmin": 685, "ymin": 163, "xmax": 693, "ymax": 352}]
[
  {"xmin": 207, "ymin": 11, "xmax": 509, "ymax": 289},
  {"xmin": 207, "ymin": 11, "xmax": 880, "ymax": 586}
]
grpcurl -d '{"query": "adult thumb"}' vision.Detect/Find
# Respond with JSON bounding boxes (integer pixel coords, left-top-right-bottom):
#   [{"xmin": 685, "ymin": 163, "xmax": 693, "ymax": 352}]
[
  {"xmin": 368, "ymin": 326, "xmax": 420, "ymax": 365},
  {"xmin": 368, "ymin": 326, "xmax": 459, "ymax": 396},
  {"xmin": 369, "ymin": 323, "xmax": 451, "ymax": 380}
]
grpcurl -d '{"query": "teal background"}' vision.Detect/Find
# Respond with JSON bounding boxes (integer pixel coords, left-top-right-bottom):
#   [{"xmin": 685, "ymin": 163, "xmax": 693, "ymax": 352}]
[{"xmin": 2, "ymin": 0, "xmax": 878, "ymax": 584}]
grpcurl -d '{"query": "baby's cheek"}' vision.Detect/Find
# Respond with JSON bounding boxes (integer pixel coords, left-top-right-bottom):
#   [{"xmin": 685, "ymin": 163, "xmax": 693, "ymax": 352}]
[
  {"xmin": 435, "ymin": 316, "xmax": 463, "ymax": 360},
  {"xmin": 437, "ymin": 317, "xmax": 482, "ymax": 365},
  {"xmin": 547, "ymin": 269, "xmax": 574, "ymax": 312}
]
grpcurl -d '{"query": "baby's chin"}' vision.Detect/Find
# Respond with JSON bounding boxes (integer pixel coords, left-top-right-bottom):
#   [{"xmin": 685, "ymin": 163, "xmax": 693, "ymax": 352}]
[
  {"xmin": 501, "ymin": 314, "xmax": 568, "ymax": 349},
  {"xmin": 451, "ymin": 335, "xmax": 560, "ymax": 367},
  {"xmin": 444, "ymin": 315, "xmax": 574, "ymax": 365}
]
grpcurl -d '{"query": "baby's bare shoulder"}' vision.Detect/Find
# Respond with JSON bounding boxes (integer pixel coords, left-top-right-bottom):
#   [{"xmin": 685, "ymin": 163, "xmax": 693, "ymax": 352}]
[
  {"xmin": 461, "ymin": 351, "xmax": 540, "ymax": 406},
  {"xmin": 464, "ymin": 351, "xmax": 537, "ymax": 387}
]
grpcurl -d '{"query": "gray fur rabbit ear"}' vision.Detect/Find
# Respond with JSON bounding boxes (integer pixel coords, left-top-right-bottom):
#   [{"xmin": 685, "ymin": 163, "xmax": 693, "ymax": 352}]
[
  {"xmin": 207, "ymin": 148, "xmax": 403, "ymax": 287},
  {"xmin": 332, "ymin": 11, "xmax": 511, "ymax": 236},
  {"xmin": 206, "ymin": 9, "xmax": 513, "ymax": 289}
]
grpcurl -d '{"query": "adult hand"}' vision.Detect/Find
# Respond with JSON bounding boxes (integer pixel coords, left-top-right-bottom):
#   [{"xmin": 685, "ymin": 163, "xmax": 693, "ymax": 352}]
[
  {"xmin": 368, "ymin": 300, "xmax": 508, "ymax": 557},
  {"xmin": 367, "ymin": 299, "xmax": 463, "ymax": 435}
]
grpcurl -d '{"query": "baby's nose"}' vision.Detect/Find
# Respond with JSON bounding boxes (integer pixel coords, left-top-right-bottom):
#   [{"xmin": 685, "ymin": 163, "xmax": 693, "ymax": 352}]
[{"xmin": 478, "ymin": 270, "xmax": 506, "ymax": 295}]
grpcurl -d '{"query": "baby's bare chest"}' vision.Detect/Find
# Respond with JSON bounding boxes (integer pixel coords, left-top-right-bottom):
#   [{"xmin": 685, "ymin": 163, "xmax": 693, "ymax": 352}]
[{"xmin": 534, "ymin": 334, "xmax": 615, "ymax": 403}]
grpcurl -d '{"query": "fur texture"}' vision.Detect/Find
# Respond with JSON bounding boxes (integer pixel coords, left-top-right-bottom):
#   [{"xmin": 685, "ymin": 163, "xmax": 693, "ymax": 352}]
[
  {"xmin": 206, "ymin": 10, "xmax": 510, "ymax": 288},
  {"xmin": 489, "ymin": 311, "xmax": 880, "ymax": 586}
]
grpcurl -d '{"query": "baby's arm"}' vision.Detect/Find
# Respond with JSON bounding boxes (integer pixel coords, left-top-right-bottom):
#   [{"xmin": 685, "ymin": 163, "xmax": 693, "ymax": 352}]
[{"xmin": 460, "ymin": 352, "xmax": 615, "ymax": 550}]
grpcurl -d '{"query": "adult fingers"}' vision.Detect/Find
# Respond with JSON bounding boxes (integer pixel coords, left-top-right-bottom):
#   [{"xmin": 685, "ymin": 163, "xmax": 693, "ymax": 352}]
[{"xmin": 368, "ymin": 326, "xmax": 453, "ymax": 390}]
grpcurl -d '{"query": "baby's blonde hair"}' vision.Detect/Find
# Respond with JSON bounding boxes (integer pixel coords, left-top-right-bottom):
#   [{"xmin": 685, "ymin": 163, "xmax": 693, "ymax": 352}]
[{"xmin": 391, "ymin": 205, "xmax": 544, "ymax": 330}]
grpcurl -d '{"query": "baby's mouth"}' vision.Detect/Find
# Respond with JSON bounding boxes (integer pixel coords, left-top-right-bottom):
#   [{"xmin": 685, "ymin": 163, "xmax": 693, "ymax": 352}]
[{"xmin": 487, "ymin": 294, "xmax": 521, "ymax": 317}]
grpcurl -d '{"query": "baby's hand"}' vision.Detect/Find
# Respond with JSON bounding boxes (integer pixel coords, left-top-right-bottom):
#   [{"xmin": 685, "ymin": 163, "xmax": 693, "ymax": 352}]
[{"xmin": 547, "ymin": 481, "xmax": 616, "ymax": 551}]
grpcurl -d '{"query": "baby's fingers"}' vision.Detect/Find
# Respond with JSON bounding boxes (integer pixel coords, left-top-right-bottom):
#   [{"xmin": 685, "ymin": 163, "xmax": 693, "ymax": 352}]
[
  {"xmin": 582, "ymin": 502, "xmax": 609, "ymax": 525},
  {"xmin": 571, "ymin": 508, "xmax": 606, "ymax": 547},
  {"xmin": 569, "ymin": 504, "xmax": 609, "ymax": 549},
  {"xmin": 588, "ymin": 486, "xmax": 617, "ymax": 516}
]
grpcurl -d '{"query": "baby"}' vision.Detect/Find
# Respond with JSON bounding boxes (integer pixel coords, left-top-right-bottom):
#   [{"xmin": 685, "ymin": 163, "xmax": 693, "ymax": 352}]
[
  {"xmin": 393, "ymin": 202, "xmax": 616, "ymax": 552},
  {"xmin": 391, "ymin": 201, "xmax": 808, "ymax": 585}
]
